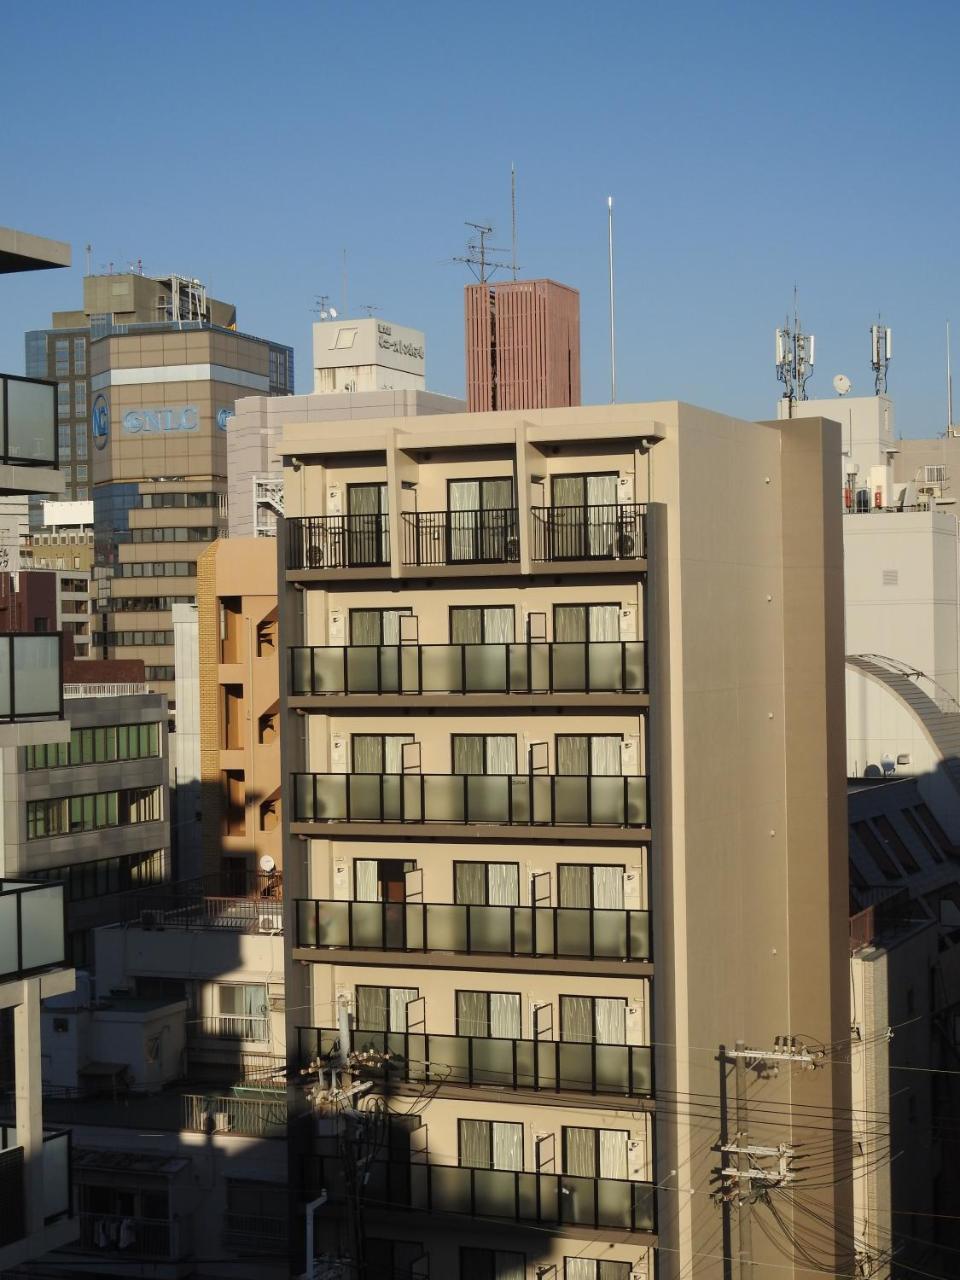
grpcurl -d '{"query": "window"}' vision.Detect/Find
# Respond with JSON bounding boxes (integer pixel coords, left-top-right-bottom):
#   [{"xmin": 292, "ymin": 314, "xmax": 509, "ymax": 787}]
[
  {"xmin": 450, "ymin": 606, "xmax": 515, "ymax": 644},
  {"xmin": 556, "ymin": 735, "xmax": 623, "ymax": 776},
  {"xmin": 75, "ymin": 487, "xmax": 87, "ymax": 499},
  {"xmin": 458, "ymin": 1119, "xmax": 523, "ymax": 1171},
  {"xmin": 852, "ymin": 820, "xmax": 901, "ymax": 881},
  {"xmin": 145, "ymin": 665, "xmax": 176, "ymax": 681},
  {"xmin": 355, "ymin": 985, "xmax": 418, "ymax": 1032},
  {"xmin": 58, "ymin": 425, "xmax": 71, "ymax": 458},
  {"xmin": 57, "ymin": 383, "xmax": 70, "ymax": 417},
  {"xmin": 73, "ymin": 337, "xmax": 86, "ymax": 373},
  {"xmin": 901, "ymin": 808, "xmax": 945, "ymax": 864},
  {"xmin": 554, "ymin": 603, "xmax": 621, "ymax": 642},
  {"xmin": 30, "ymin": 849, "xmax": 166, "ymax": 901},
  {"xmin": 104, "ymin": 630, "xmax": 175, "ymax": 647},
  {"xmin": 347, "ymin": 483, "xmax": 389, "ymax": 565},
  {"xmin": 25, "ymin": 786, "xmax": 162, "ymax": 839},
  {"xmin": 562, "ymin": 1126, "xmax": 628, "ymax": 1179},
  {"xmin": 558, "ymin": 864, "xmax": 625, "ymax": 908},
  {"xmin": 116, "ymin": 560, "xmax": 197, "ymax": 578},
  {"xmin": 456, "ymin": 991, "xmax": 521, "ymax": 1039},
  {"xmin": 913, "ymin": 803, "xmax": 955, "ymax": 859},
  {"xmin": 55, "ymin": 340, "xmax": 69, "ymax": 377},
  {"xmin": 75, "ymin": 464, "xmax": 87, "ymax": 481},
  {"xmin": 461, "ymin": 1247, "xmax": 526, "ymax": 1280},
  {"xmin": 140, "ymin": 491, "xmax": 219, "ymax": 509},
  {"xmin": 565, "ymin": 1259, "xmax": 631, "ymax": 1280},
  {"xmin": 353, "ymin": 858, "xmax": 415, "ymax": 902},
  {"xmin": 367, "ymin": 1241, "xmax": 427, "ymax": 1276},
  {"xmin": 351, "ymin": 734, "xmax": 415, "ymax": 773},
  {"xmin": 925, "ymin": 464, "xmax": 947, "ymax": 484},
  {"xmin": 130, "ymin": 526, "xmax": 219, "ymax": 543},
  {"xmin": 454, "ymin": 861, "xmax": 520, "ymax": 905},
  {"xmin": 349, "ymin": 607, "xmax": 412, "ymax": 646},
  {"xmin": 447, "ymin": 477, "xmax": 516, "ymax": 562},
  {"xmin": 550, "ymin": 473, "xmax": 620, "ymax": 557},
  {"xmin": 74, "ymin": 382, "xmax": 87, "ymax": 417},
  {"xmin": 452, "ymin": 734, "xmax": 517, "ymax": 775},
  {"xmin": 560, "ymin": 995, "xmax": 627, "ymax": 1044},
  {"xmin": 872, "ymin": 814, "xmax": 921, "ymax": 873},
  {"xmin": 74, "ymin": 426, "xmax": 88, "ymax": 458},
  {"xmin": 215, "ymin": 983, "xmax": 268, "ymax": 1040},
  {"xmin": 225, "ymin": 1180, "xmax": 287, "ymax": 1244}
]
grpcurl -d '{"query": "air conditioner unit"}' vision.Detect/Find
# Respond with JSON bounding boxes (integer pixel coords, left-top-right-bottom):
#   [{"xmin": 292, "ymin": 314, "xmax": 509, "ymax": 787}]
[
  {"xmin": 307, "ymin": 545, "xmax": 326, "ymax": 569},
  {"xmin": 504, "ymin": 535, "xmax": 520, "ymax": 558},
  {"xmin": 213, "ymin": 1111, "xmax": 232, "ymax": 1133},
  {"xmin": 259, "ymin": 912, "xmax": 283, "ymax": 934},
  {"xmin": 617, "ymin": 532, "xmax": 636, "ymax": 558}
]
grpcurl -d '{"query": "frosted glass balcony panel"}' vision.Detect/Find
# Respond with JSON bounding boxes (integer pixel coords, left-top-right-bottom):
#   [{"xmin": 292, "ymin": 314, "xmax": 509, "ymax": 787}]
[
  {"xmin": 424, "ymin": 903, "xmax": 467, "ymax": 951},
  {"xmin": 464, "ymin": 644, "xmax": 507, "ymax": 691},
  {"xmin": 18, "ymin": 884, "xmax": 64, "ymax": 971},
  {"xmin": 555, "ymin": 908, "xmax": 592, "ymax": 957},
  {"xmin": 475, "ymin": 1168, "xmax": 517, "ymax": 1219},
  {"xmin": 554, "ymin": 777, "xmax": 589, "ymax": 824},
  {"xmin": 345, "ymin": 648, "xmax": 378, "ymax": 692},
  {"xmin": 552, "ymin": 643, "xmax": 587, "ymax": 691},
  {"xmin": 313, "ymin": 647, "xmax": 346, "ymax": 692},
  {"xmin": 420, "ymin": 646, "xmax": 463, "ymax": 693},
  {"xmin": 465, "ymin": 775, "xmax": 509, "ymax": 823},
  {"xmin": 468, "ymin": 904, "xmax": 512, "ymax": 952},
  {"xmin": 315, "ymin": 901, "xmax": 349, "ymax": 947},
  {"xmin": 588, "ymin": 641, "xmax": 622, "ymax": 690},
  {"xmin": 423, "ymin": 775, "xmax": 464, "ymax": 822},
  {"xmin": 624, "ymin": 641, "xmax": 646, "ymax": 691}
]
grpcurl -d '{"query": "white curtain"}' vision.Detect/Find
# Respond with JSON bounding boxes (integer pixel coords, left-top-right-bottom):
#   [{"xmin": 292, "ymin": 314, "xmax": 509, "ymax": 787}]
[
  {"xmin": 485, "ymin": 607, "xmax": 515, "ymax": 643},
  {"xmin": 351, "ymin": 735, "xmax": 382, "ymax": 773},
  {"xmin": 454, "ymin": 862, "xmax": 486, "ymax": 904},
  {"xmin": 488, "ymin": 863, "xmax": 519, "ymax": 905},
  {"xmin": 390, "ymin": 987, "xmax": 418, "ymax": 1031},
  {"xmin": 385, "ymin": 735, "xmax": 415, "ymax": 773},
  {"xmin": 564, "ymin": 1260, "xmax": 595, "ymax": 1280},
  {"xmin": 590, "ymin": 605, "xmax": 620, "ymax": 641},
  {"xmin": 457, "ymin": 991, "xmax": 487, "ymax": 1037},
  {"xmin": 554, "ymin": 605, "xmax": 586, "ymax": 643},
  {"xmin": 593, "ymin": 865, "xmax": 625, "ymax": 909},
  {"xmin": 449, "ymin": 480, "xmax": 480, "ymax": 510},
  {"xmin": 354, "ymin": 861, "xmax": 379, "ymax": 901},
  {"xmin": 587, "ymin": 475, "xmax": 617, "ymax": 507},
  {"xmin": 382, "ymin": 609, "xmax": 410, "ymax": 645},
  {"xmin": 485, "ymin": 735, "xmax": 517, "ymax": 775},
  {"xmin": 599, "ymin": 1129, "xmax": 628, "ymax": 1179},
  {"xmin": 490, "ymin": 993, "xmax": 520, "ymax": 1039},
  {"xmin": 560, "ymin": 996, "xmax": 593, "ymax": 1043},
  {"xmin": 492, "ymin": 1121, "xmax": 523, "ymax": 1171},
  {"xmin": 349, "ymin": 610, "xmax": 381, "ymax": 646},
  {"xmin": 558, "ymin": 864, "xmax": 591, "ymax": 908},
  {"xmin": 453, "ymin": 736, "xmax": 484, "ymax": 774},
  {"xmin": 451, "ymin": 608, "xmax": 482, "ymax": 644},
  {"xmin": 459, "ymin": 1119, "xmax": 489, "ymax": 1168},
  {"xmin": 492, "ymin": 1254, "xmax": 525, "ymax": 1280},
  {"xmin": 564, "ymin": 1126, "xmax": 596, "ymax": 1177},
  {"xmin": 557, "ymin": 736, "xmax": 589, "ymax": 776},
  {"xmin": 591, "ymin": 736, "xmax": 622, "ymax": 777},
  {"xmin": 595, "ymin": 998, "xmax": 626, "ymax": 1046}
]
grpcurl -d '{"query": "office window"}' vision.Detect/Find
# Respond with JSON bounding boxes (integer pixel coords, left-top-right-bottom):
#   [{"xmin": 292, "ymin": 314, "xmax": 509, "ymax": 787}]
[
  {"xmin": 458, "ymin": 1119, "xmax": 523, "ymax": 1171},
  {"xmin": 560, "ymin": 995, "xmax": 627, "ymax": 1045},
  {"xmin": 75, "ymin": 464, "xmax": 87, "ymax": 482},
  {"xmin": 76, "ymin": 487, "xmax": 88, "ymax": 499},
  {"xmin": 555, "ymin": 734, "xmax": 622, "ymax": 776},
  {"xmin": 449, "ymin": 606, "xmax": 515, "ymax": 644},
  {"xmin": 29, "ymin": 849, "xmax": 166, "ymax": 901},
  {"xmin": 74, "ymin": 382, "xmax": 87, "ymax": 416},
  {"xmin": 452, "ymin": 734, "xmax": 517, "ymax": 775},
  {"xmin": 453, "ymin": 861, "xmax": 519, "ymax": 905},
  {"xmin": 355, "ymin": 985, "xmax": 418, "ymax": 1032},
  {"xmin": 25, "ymin": 785, "xmax": 162, "ymax": 839},
  {"xmin": 73, "ymin": 426, "xmax": 88, "ymax": 458},
  {"xmin": 456, "ymin": 991, "xmax": 521, "ymax": 1039},
  {"xmin": 57, "ymin": 383, "xmax": 71, "ymax": 417},
  {"xmin": 562, "ymin": 1126, "xmax": 628, "ymax": 1179},
  {"xmin": 461, "ymin": 1248, "xmax": 526, "ymax": 1280},
  {"xmin": 73, "ymin": 338, "xmax": 86, "ymax": 373},
  {"xmin": 55, "ymin": 340, "xmax": 69, "ymax": 376},
  {"xmin": 557, "ymin": 864, "xmax": 625, "ymax": 908},
  {"xmin": 58, "ymin": 425, "xmax": 71, "ymax": 457},
  {"xmin": 565, "ymin": 1260, "xmax": 631, "ymax": 1280}
]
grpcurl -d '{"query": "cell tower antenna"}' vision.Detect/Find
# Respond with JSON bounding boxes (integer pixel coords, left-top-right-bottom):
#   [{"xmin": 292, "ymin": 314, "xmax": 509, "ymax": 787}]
[
  {"xmin": 453, "ymin": 222, "xmax": 511, "ymax": 284},
  {"xmin": 511, "ymin": 164, "xmax": 519, "ymax": 282},
  {"xmin": 870, "ymin": 316, "xmax": 892, "ymax": 396},
  {"xmin": 775, "ymin": 289, "xmax": 815, "ymax": 416}
]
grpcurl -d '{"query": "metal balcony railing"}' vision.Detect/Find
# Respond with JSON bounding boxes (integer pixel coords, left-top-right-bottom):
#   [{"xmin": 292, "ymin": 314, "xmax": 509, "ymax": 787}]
[
  {"xmin": 223, "ymin": 1212, "xmax": 288, "ymax": 1253},
  {"xmin": 0, "ymin": 880, "xmax": 66, "ymax": 982},
  {"xmin": 0, "ymin": 633, "xmax": 63, "ymax": 721},
  {"xmin": 308, "ymin": 1156, "xmax": 656, "ymax": 1233},
  {"xmin": 0, "ymin": 1127, "xmax": 72, "ymax": 1244},
  {"xmin": 401, "ymin": 508, "xmax": 520, "ymax": 567},
  {"xmin": 0, "ymin": 374, "xmax": 57, "ymax": 467},
  {"xmin": 295, "ymin": 899, "xmax": 650, "ymax": 961},
  {"xmin": 299, "ymin": 1026, "xmax": 653, "ymax": 1098},
  {"xmin": 531, "ymin": 503, "xmax": 646, "ymax": 562},
  {"xmin": 290, "ymin": 640, "xmax": 646, "ymax": 697},
  {"xmin": 182, "ymin": 1093, "xmax": 286, "ymax": 1137},
  {"xmin": 292, "ymin": 772, "xmax": 648, "ymax": 828},
  {"xmin": 194, "ymin": 1013, "xmax": 270, "ymax": 1042},
  {"xmin": 286, "ymin": 514, "xmax": 390, "ymax": 570},
  {"xmin": 77, "ymin": 1213, "xmax": 183, "ymax": 1259}
]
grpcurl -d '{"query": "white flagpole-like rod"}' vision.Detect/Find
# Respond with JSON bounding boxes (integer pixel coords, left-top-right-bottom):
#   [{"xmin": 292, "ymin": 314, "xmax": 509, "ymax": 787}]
[{"xmin": 608, "ymin": 195, "xmax": 617, "ymax": 403}]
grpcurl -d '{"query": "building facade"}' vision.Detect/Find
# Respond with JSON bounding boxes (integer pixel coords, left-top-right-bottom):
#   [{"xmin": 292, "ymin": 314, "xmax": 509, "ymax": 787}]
[{"xmin": 277, "ymin": 401, "xmax": 853, "ymax": 1279}]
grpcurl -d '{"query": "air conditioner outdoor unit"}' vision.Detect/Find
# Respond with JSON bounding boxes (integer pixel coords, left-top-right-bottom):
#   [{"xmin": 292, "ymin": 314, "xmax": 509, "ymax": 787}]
[
  {"xmin": 259, "ymin": 912, "xmax": 283, "ymax": 934},
  {"xmin": 213, "ymin": 1112, "xmax": 232, "ymax": 1133}
]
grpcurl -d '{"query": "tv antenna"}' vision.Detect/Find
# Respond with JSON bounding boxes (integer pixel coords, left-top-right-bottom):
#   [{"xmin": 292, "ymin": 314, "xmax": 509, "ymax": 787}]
[
  {"xmin": 359, "ymin": 304, "xmax": 380, "ymax": 318},
  {"xmin": 314, "ymin": 294, "xmax": 338, "ymax": 321},
  {"xmin": 775, "ymin": 289, "xmax": 815, "ymax": 416},
  {"xmin": 870, "ymin": 319, "xmax": 892, "ymax": 396},
  {"xmin": 454, "ymin": 222, "xmax": 511, "ymax": 283}
]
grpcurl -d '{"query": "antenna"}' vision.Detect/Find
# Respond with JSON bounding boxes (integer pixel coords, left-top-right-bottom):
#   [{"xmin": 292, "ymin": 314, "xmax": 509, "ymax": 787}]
[
  {"xmin": 454, "ymin": 222, "xmax": 511, "ymax": 284},
  {"xmin": 84, "ymin": 244, "xmax": 92, "ymax": 276},
  {"xmin": 775, "ymin": 290, "xmax": 815, "ymax": 416},
  {"xmin": 870, "ymin": 319, "xmax": 892, "ymax": 395},
  {"xmin": 313, "ymin": 295, "xmax": 338, "ymax": 321},
  {"xmin": 511, "ymin": 164, "xmax": 518, "ymax": 282},
  {"xmin": 608, "ymin": 196, "xmax": 616, "ymax": 404},
  {"xmin": 947, "ymin": 321, "xmax": 954, "ymax": 435},
  {"xmin": 359, "ymin": 304, "xmax": 380, "ymax": 318},
  {"xmin": 341, "ymin": 248, "xmax": 348, "ymax": 319}
]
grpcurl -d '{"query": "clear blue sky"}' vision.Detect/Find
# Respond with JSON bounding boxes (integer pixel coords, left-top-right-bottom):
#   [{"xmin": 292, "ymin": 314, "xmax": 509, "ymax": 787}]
[{"xmin": 2, "ymin": 0, "xmax": 958, "ymax": 433}]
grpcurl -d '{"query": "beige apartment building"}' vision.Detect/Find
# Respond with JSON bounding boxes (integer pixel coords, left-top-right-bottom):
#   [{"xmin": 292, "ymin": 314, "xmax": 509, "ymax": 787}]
[{"xmin": 278, "ymin": 402, "xmax": 853, "ymax": 1279}]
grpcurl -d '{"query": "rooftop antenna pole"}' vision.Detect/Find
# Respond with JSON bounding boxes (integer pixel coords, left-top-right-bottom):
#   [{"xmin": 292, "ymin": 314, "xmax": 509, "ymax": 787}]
[
  {"xmin": 948, "ymin": 321, "xmax": 954, "ymax": 435},
  {"xmin": 608, "ymin": 195, "xmax": 617, "ymax": 404},
  {"xmin": 342, "ymin": 249, "xmax": 348, "ymax": 319},
  {"xmin": 84, "ymin": 244, "xmax": 92, "ymax": 276},
  {"xmin": 511, "ymin": 164, "xmax": 518, "ymax": 282},
  {"xmin": 870, "ymin": 316, "xmax": 892, "ymax": 396}
]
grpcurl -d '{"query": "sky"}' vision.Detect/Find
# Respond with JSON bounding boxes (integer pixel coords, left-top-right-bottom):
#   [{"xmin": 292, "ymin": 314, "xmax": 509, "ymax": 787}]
[{"xmin": 2, "ymin": 0, "xmax": 959, "ymax": 435}]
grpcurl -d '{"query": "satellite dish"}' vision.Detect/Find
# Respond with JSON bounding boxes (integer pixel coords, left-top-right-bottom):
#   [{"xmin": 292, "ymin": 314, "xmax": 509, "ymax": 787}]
[
  {"xmin": 833, "ymin": 374, "xmax": 852, "ymax": 396},
  {"xmin": 328, "ymin": 307, "xmax": 338, "ymax": 319},
  {"xmin": 259, "ymin": 854, "xmax": 276, "ymax": 873}
]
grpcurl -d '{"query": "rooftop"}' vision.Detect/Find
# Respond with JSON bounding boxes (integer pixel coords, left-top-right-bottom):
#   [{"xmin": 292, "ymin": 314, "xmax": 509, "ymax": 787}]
[{"xmin": 0, "ymin": 226, "xmax": 70, "ymax": 274}]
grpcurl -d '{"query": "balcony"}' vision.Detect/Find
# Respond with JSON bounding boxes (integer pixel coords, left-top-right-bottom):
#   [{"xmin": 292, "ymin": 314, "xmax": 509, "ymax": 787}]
[
  {"xmin": 401, "ymin": 509, "xmax": 520, "ymax": 568},
  {"xmin": 291, "ymin": 773, "xmax": 648, "ymax": 830},
  {"xmin": 531, "ymin": 503, "xmax": 646, "ymax": 562},
  {"xmin": 289, "ymin": 640, "xmax": 646, "ymax": 699},
  {"xmin": 182, "ymin": 1092, "xmax": 285, "ymax": 1138},
  {"xmin": 0, "ymin": 633, "xmax": 63, "ymax": 721},
  {"xmin": 299, "ymin": 1026, "xmax": 653, "ymax": 1098},
  {"xmin": 0, "ymin": 375, "xmax": 57, "ymax": 469},
  {"xmin": 222, "ymin": 1212, "xmax": 288, "ymax": 1255},
  {"xmin": 310, "ymin": 1156, "xmax": 656, "ymax": 1234},
  {"xmin": 295, "ymin": 899, "xmax": 650, "ymax": 962},
  {"xmin": 286, "ymin": 514, "xmax": 389, "ymax": 572},
  {"xmin": 0, "ymin": 1127, "xmax": 72, "ymax": 1245},
  {"xmin": 77, "ymin": 1212, "xmax": 186, "ymax": 1260},
  {"xmin": 0, "ymin": 880, "xmax": 65, "ymax": 982}
]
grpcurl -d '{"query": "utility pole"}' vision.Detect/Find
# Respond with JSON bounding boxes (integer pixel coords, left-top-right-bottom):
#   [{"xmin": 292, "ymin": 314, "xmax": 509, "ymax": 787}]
[{"xmin": 734, "ymin": 1040, "xmax": 753, "ymax": 1280}]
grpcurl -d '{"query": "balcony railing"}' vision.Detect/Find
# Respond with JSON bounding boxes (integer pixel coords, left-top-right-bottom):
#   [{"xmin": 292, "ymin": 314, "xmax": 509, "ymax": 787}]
[
  {"xmin": 531, "ymin": 503, "xmax": 646, "ymax": 562},
  {"xmin": 401, "ymin": 509, "xmax": 520, "ymax": 567},
  {"xmin": 0, "ymin": 374, "xmax": 57, "ymax": 468},
  {"xmin": 77, "ymin": 1213, "xmax": 183, "ymax": 1259},
  {"xmin": 0, "ymin": 1127, "xmax": 72, "ymax": 1243},
  {"xmin": 295, "ymin": 899, "xmax": 650, "ymax": 961},
  {"xmin": 135, "ymin": 893, "xmax": 283, "ymax": 935},
  {"xmin": 310, "ymin": 1156, "xmax": 655, "ymax": 1233},
  {"xmin": 299, "ymin": 1026, "xmax": 653, "ymax": 1098},
  {"xmin": 0, "ymin": 880, "xmax": 65, "ymax": 982},
  {"xmin": 182, "ymin": 1092, "xmax": 286, "ymax": 1137},
  {"xmin": 195, "ymin": 1013, "xmax": 270, "ymax": 1042},
  {"xmin": 223, "ymin": 1212, "xmax": 288, "ymax": 1254},
  {"xmin": 290, "ymin": 640, "xmax": 646, "ymax": 697},
  {"xmin": 286, "ymin": 514, "xmax": 390, "ymax": 571},
  {"xmin": 292, "ymin": 772, "xmax": 648, "ymax": 828},
  {"xmin": 0, "ymin": 633, "xmax": 63, "ymax": 720}
]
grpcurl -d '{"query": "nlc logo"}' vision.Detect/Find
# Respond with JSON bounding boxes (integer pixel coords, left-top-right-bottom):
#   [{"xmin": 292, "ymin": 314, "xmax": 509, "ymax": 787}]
[{"xmin": 91, "ymin": 395, "xmax": 110, "ymax": 450}]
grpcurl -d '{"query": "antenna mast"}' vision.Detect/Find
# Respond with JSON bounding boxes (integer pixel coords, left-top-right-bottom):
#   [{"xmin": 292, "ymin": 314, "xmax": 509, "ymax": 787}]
[
  {"xmin": 608, "ymin": 196, "xmax": 617, "ymax": 404},
  {"xmin": 454, "ymin": 223, "xmax": 510, "ymax": 284},
  {"xmin": 948, "ymin": 321, "xmax": 954, "ymax": 435},
  {"xmin": 511, "ymin": 165, "xmax": 518, "ymax": 282},
  {"xmin": 775, "ymin": 290, "xmax": 815, "ymax": 417},
  {"xmin": 870, "ymin": 319, "xmax": 892, "ymax": 396}
]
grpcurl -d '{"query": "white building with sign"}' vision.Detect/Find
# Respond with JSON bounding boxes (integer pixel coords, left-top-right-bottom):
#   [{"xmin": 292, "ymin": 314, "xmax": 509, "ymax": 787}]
[{"xmin": 313, "ymin": 317, "xmax": 426, "ymax": 393}]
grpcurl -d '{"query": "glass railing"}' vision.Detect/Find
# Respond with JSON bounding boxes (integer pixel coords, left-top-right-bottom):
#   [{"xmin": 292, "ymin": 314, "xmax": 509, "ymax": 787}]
[
  {"xmin": 290, "ymin": 640, "xmax": 646, "ymax": 696},
  {"xmin": 401, "ymin": 509, "xmax": 520, "ymax": 567},
  {"xmin": 286, "ymin": 515, "xmax": 390, "ymax": 570},
  {"xmin": 308, "ymin": 1156, "xmax": 655, "ymax": 1232},
  {"xmin": 41, "ymin": 1129, "xmax": 72, "ymax": 1223},
  {"xmin": 0, "ymin": 880, "xmax": 65, "ymax": 981},
  {"xmin": 0, "ymin": 1126, "xmax": 72, "ymax": 1241},
  {"xmin": 0, "ymin": 633, "xmax": 63, "ymax": 721},
  {"xmin": 292, "ymin": 773, "xmax": 648, "ymax": 827},
  {"xmin": 0, "ymin": 375, "xmax": 58, "ymax": 467},
  {"xmin": 531, "ymin": 503, "xmax": 646, "ymax": 562},
  {"xmin": 295, "ymin": 899, "xmax": 650, "ymax": 961},
  {"xmin": 299, "ymin": 1026, "xmax": 653, "ymax": 1097}
]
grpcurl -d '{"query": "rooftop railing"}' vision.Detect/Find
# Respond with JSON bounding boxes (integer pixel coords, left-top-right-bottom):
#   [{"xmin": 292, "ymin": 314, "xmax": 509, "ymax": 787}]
[
  {"xmin": 0, "ymin": 633, "xmax": 63, "ymax": 721},
  {"xmin": 531, "ymin": 503, "xmax": 646, "ymax": 562},
  {"xmin": 401, "ymin": 508, "xmax": 520, "ymax": 567},
  {"xmin": 0, "ymin": 880, "xmax": 65, "ymax": 981},
  {"xmin": 63, "ymin": 682, "xmax": 148, "ymax": 699},
  {"xmin": 299, "ymin": 1026, "xmax": 653, "ymax": 1098},
  {"xmin": 0, "ymin": 374, "xmax": 58, "ymax": 468},
  {"xmin": 292, "ymin": 772, "xmax": 648, "ymax": 828},
  {"xmin": 286, "ymin": 515, "xmax": 389, "ymax": 570},
  {"xmin": 295, "ymin": 899, "xmax": 650, "ymax": 961},
  {"xmin": 290, "ymin": 640, "xmax": 647, "ymax": 697}
]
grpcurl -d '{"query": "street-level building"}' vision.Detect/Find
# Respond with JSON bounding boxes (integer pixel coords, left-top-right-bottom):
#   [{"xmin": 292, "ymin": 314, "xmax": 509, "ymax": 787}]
[{"xmin": 277, "ymin": 401, "xmax": 852, "ymax": 1279}]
